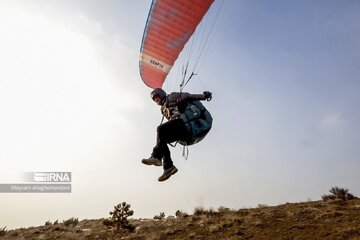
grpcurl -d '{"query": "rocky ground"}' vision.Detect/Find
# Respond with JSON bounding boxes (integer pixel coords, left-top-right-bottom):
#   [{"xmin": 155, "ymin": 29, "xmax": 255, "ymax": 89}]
[{"xmin": 1, "ymin": 199, "xmax": 360, "ymax": 240}]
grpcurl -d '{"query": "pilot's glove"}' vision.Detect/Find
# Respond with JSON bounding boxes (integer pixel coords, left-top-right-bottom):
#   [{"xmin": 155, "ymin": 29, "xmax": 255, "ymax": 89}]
[{"xmin": 203, "ymin": 91, "xmax": 212, "ymax": 101}]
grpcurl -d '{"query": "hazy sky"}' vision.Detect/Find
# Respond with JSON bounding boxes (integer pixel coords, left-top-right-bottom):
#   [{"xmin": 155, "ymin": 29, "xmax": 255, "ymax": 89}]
[{"xmin": 1, "ymin": 0, "xmax": 359, "ymax": 229}]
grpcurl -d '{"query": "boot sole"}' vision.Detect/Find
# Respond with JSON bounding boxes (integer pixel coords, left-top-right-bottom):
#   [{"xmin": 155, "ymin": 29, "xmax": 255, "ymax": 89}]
[
  {"xmin": 158, "ymin": 167, "xmax": 178, "ymax": 182},
  {"xmin": 141, "ymin": 160, "xmax": 162, "ymax": 166}
]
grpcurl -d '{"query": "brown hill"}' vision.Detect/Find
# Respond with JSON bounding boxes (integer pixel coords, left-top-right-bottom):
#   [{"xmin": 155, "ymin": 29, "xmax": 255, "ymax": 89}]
[{"xmin": 1, "ymin": 199, "xmax": 360, "ymax": 240}]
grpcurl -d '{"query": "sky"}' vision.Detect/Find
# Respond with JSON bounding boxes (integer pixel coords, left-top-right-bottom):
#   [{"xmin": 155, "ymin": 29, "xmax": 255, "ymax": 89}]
[{"xmin": 0, "ymin": 0, "xmax": 360, "ymax": 229}]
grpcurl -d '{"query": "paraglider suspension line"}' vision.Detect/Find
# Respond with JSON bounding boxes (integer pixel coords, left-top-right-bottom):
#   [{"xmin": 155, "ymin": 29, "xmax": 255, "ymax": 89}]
[{"xmin": 180, "ymin": 71, "xmax": 197, "ymax": 92}]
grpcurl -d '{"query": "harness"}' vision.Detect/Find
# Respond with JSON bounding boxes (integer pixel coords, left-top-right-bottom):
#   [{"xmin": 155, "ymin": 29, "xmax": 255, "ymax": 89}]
[
  {"xmin": 160, "ymin": 97, "xmax": 213, "ymax": 159},
  {"xmin": 178, "ymin": 101, "xmax": 213, "ymax": 146}
]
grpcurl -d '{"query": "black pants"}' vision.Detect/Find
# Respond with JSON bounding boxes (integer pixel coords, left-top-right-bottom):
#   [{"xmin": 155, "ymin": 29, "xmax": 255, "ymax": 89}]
[{"xmin": 152, "ymin": 118, "xmax": 189, "ymax": 170}]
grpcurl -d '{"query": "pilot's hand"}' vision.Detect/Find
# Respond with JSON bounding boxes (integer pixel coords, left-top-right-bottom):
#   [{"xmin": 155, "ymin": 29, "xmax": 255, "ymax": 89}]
[{"xmin": 203, "ymin": 91, "xmax": 212, "ymax": 101}]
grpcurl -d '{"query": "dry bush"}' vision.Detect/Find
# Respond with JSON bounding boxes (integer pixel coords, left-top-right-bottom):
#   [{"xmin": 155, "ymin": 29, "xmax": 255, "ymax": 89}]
[
  {"xmin": 153, "ymin": 212, "xmax": 165, "ymax": 220},
  {"xmin": 322, "ymin": 187, "xmax": 357, "ymax": 201},
  {"xmin": 63, "ymin": 217, "xmax": 79, "ymax": 227},
  {"xmin": 218, "ymin": 206, "xmax": 231, "ymax": 213},
  {"xmin": 0, "ymin": 226, "xmax": 6, "ymax": 237},
  {"xmin": 194, "ymin": 206, "xmax": 206, "ymax": 215},
  {"xmin": 194, "ymin": 206, "xmax": 218, "ymax": 216},
  {"xmin": 175, "ymin": 210, "xmax": 188, "ymax": 218},
  {"xmin": 102, "ymin": 218, "xmax": 114, "ymax": 227}
]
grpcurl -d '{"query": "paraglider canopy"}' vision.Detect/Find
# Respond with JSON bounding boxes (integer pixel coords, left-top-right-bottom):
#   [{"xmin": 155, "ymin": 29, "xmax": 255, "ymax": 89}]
[{"xmin": 139, "ymin": 0, "xmax": 214, "ymax": 89}]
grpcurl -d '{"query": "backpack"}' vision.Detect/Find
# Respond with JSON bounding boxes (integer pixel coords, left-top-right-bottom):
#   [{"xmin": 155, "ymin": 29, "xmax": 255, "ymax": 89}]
[{"xmin": 179, "ymin": 101, "xmax": 213, "ymax": 145}]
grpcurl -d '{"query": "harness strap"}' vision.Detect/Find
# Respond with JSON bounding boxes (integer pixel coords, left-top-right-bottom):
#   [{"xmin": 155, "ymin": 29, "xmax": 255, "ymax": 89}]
[
  {"xmin": 182, "ymin": 145, "xmax": 189, "ymax": 160},
  {"xmin": 169, "ymin": 141, "xmax": 178, "ymax": 147}
]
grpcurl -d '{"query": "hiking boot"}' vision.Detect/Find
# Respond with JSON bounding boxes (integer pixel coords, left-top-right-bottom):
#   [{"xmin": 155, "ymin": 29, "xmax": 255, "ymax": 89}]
[
  {"xmin": 141, "ymin": 157, "xmax": 162, "ymax": 166},
  {"xmin": 158, "ymin": 165, "xmax": 178, "ymax": 182}
]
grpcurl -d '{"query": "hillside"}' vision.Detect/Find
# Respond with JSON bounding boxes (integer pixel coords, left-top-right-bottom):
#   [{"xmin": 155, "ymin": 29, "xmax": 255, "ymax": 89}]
[{"xmin": 1, "ymin": 199, "xmax": 360, "ymax": 240}]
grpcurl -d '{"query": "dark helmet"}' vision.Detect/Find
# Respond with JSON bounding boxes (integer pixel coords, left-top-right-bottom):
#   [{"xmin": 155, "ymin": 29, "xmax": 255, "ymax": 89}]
[{"xmin": 150, "ymin": 88, "xmax": 167, "ymax": 103}]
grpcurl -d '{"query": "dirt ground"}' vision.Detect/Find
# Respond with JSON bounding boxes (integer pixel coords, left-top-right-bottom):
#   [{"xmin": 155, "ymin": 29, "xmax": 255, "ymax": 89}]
[{"xmin": 1, "ymin": 199, "xmax": 360, "ymax": 240}]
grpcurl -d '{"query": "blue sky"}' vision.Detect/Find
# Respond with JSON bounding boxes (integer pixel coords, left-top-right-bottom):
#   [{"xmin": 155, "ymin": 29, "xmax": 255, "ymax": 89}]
[{"xmin": 0, "ymin": 0, "xmax": 359, "ymax": 229}]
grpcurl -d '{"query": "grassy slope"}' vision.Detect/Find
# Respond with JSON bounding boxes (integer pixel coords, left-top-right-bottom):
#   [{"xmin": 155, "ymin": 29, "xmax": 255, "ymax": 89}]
[{"xmin": 1, "ymin": 199, "xmax": 360, "ymax": 240}]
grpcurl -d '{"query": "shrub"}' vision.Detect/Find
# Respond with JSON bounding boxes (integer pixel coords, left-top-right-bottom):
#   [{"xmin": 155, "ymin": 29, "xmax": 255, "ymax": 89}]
[
  {"xmin": 0, "ymin": 226, "xmax": 6, "ymax": 237},
  {"xmin": 175, "ymin": 210, "xmax": 188, "ymax": 218},
  {"xmin": 194, "ymin": 206, "xmax": 206, "ymax": 215},
  {"xmin": 322, "ymin": 186, "xmax": 357, "ymax": 201},
  {"xmin": 109, "ymin": 202, "xmax": 135, "ymax": 232},
  {"xmin": 45, "ymin": 220, "xmax": 52, "ymax": 226},
  {"xmin": 153, "ymin": 212, "xmax": 165, "ymax": 220},
  {"xmin": 63, "ymin": 217, "xmax": 79, "ymax": 227},
  {"xmin": 194, "ymin": 207, "xmax": 217, "ymax": 216},
  {"xmin": 218, "ymin": 206, "xmax": 231, "ymax": 212},
  {"xmin": 102, "ymin": 218, "xmax": 114, "ymax": 227}
]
